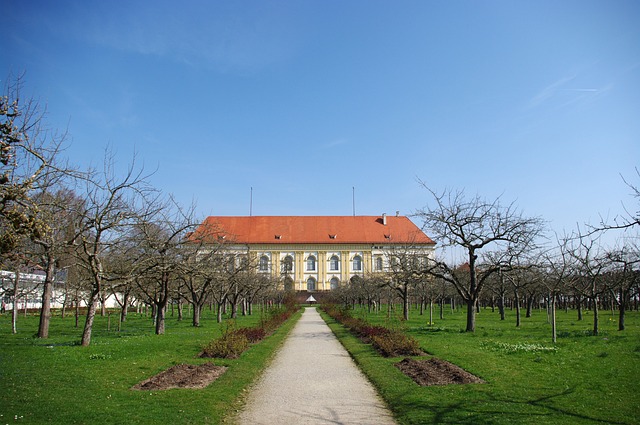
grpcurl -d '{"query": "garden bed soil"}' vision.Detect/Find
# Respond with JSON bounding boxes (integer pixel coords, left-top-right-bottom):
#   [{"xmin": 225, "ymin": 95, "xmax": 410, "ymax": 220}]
[
  {"xmin": 395, "ymin": 357, "xmax": 485, "ymax": 386},
  {"xmin": 132, "ymin": 363, "xmax": 227, "ymax": 390}
]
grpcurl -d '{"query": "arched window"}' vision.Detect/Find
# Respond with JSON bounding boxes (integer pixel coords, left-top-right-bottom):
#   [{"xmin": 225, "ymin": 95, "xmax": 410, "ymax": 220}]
[
  {"xmin": 353, "ymin": 255, "xmax": 362, "ymax": 271},
  {"xmin": 306, "ymin": 255, "xmax": 316, "ymax": 271},
  {"xmin": 375, "ymin": 256, "xmax": 383, "ymax": 271},
  {"xmin": 330, "ymin": 277, "xmax": 340, "ymax": 290},
  {"xmin": 329, "ymin": 255, "xmax": 339, "ymax": 271},
  {"xmin": 307, "ymin": 277, "xmax": 316, "ymax": 291},
  {"xmin": 282, "ymin": 256, "xmax": 293, "ymax": 273},
  {"xmin": 259, "ymin": 255, "xmax": 269, "ymax": 272}
]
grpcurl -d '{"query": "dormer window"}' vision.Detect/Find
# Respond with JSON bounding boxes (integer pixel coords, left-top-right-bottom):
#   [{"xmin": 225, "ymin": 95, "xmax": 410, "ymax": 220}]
[
  {"xmin": 275, "ymin": 235, "xmax": 282, "ymax": 240},
  {"xmin": 329, "ymin": 234, "xmax": 337, "ymax": 239}
]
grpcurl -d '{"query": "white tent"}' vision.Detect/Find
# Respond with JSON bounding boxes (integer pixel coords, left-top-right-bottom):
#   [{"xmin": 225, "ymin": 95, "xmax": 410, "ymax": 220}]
[{"xmin": 305, "ymin": 295, "xmax": 317, "ymax": 303}]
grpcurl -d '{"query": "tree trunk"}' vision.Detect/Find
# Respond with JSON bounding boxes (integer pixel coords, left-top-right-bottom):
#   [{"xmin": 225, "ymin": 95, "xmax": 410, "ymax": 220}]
[
  {"xmin": 465, "ymin": 297, "xmax": 476, "ymax": 332},
  {"xmin": 428, "ymin": 299, "xmax": 433, "ymax": 326},
  {"xmin": 577, "ymin": 295, "xmax": 583, "ymax": 321},
  {"xmin": 402, "ymin": 284, "xmax": 410, "ymax": 321},
  {"xmin": 231, "ymin": 298, "xmax": 239, "ymax": 319},
  {"xmin": 498, "ymin": 293, "xmax": 506, "ymax": 320},
  {"xmin": 216, "ymin": 301, "xmax": 224, "ymax": 323},
  {"xmin": 514, "ymin": 290, "xmax": 521, "ymax": 328},
  {"xmin": 81, "ymin": 291, "xmax": 100, "ymax": 346},
  {"xmin": 525, "ymin": 295, "xmax": 534, "ymax": 318},
  {"xmin": 11, "ymin": 271, "xmax": 20, "ymax": 334},
  {"xmin": 120, "ymin": 293, "xmax": 130, "ymax": 323},
  {"xmin": 592, "ymin": 297, "xmax": 599, "ymax": 336},
  {"xmin": 75, "ymin": 297, "xmax": 80, "ymax": 328},
  {"xmin": 37, "ymin": 256, "xmax": 56, "ymax": 338},
  {"xmin": 193, "ymin": 303, "xmax": 202, "ymax": 327},
  {"xmin": 551, "ymin": 294, "xmax": 557, "ymax": 344},
  {"xmin": 155, "ymin": 304, "xmax": 166, "ymax": 335},
  {"xmin": 618, "ymin": 288, "xmax": 626, "ymax": 331}
]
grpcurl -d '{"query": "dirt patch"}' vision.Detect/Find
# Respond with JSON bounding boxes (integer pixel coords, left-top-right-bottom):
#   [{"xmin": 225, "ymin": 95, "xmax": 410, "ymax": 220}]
[
  {"xmin": 132, "ymin": 363, "xmax": 227, "ymax": 391},
  {"xmin": 395, "ymin": 357, "xmax": 485, "ymax": 386}
]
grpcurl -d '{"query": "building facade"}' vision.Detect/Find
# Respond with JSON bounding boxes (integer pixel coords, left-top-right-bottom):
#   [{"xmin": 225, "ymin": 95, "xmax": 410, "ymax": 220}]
[{"xmin": 191, "ymin": 214, "xmax": 436, "ymax": 291}]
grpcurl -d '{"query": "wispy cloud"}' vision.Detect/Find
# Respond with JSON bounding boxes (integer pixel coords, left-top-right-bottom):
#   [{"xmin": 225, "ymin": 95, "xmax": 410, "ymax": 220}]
[
  {"xmin": 320, "ymin": 138, "xmax": 349, "ymax": 149},
  {"xmin": 69, "ymin": 2, "xmax": 302, "ymax": 72},
  {"xmin": 528, "ymin": 75, "xmax": 576, "ymax": 108},
  {"xmin": 527, "ymin": 73, "xmax": 612, "ymax": 110},
  {"xmin": 561, "ymin": 88, "xmax": 599, "ymax": 92}
]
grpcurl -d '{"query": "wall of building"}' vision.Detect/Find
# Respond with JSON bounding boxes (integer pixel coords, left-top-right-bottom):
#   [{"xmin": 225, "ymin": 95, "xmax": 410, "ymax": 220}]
[{"xmin": 247, "ymin": 243, "xmax": 434, "ymax": 291}]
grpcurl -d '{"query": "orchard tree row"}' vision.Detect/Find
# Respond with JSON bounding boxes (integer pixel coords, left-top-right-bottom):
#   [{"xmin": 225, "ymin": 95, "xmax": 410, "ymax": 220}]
[
  {"xmin": 0, "ymin": 76, "xmax": 285, "ymax": 346},
  {"xmin": 332, "ymin": 181, "xmax": 639, "ymax": 341}
]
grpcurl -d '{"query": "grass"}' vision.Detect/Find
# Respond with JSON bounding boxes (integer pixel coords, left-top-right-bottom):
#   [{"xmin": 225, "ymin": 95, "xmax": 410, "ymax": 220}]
[
  {"xmin": 321, "ymin": 305, "xmax": 640, "ymax": 425},
  {"xmin": 0, "ymin": 306, "xmax": 301, "ymax": 424}
]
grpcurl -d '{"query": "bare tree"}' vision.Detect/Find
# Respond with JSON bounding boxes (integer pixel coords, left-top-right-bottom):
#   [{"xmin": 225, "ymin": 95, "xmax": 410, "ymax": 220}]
[
  {"xmin": 71, "ymin": 151, "xmax": 153, "ymax": 346},
  {"xmin": 603, "ymin": 242, "xmax": 640, "ymax": 331},
  {"xmin": 181, "ymin": 224, "xmax": 230, "ymax": 327},
  {"xmin": 31, "ymin": 187, "xmax": 83, "ymax": 338},
  {"xmin": 565, "ymin": 230, "xmax": 609, "ymax": 336},
  {"xmin": 130, "ymin": 196, "xmax": 196, "ymax": 335},
  {"xmin": 495, "ymin": 250, "xmax": 542, "ymax": 328},
  {"xmin": 417, "ymin": 184, "xmax": 545, "ymax": 332},
  {"xmin": 385, "ymin": 244, "xmax": 430, "ymax": 320}
]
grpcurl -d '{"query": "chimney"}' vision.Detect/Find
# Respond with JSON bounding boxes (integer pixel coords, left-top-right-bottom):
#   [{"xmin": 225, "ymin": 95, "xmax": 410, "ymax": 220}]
[
  {"xmin": 382, "ymin": 213, "xmax": 387, "ymax": 225},
  {"xmin": 396, "ymin": 211, "xmax": 400, "ymax": 217}
]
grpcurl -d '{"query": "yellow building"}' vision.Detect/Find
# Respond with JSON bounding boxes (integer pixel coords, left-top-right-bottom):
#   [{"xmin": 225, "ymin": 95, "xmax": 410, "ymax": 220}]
[{"xmin": 191, "ymin": 214, "xmax": 436, "ymax": 291}]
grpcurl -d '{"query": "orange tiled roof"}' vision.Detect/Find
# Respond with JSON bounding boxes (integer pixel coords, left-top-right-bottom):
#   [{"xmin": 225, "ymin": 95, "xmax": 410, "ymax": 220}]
[{"xmin": 191, "ymin": 216, "xmax": 435, "ymax": 245}]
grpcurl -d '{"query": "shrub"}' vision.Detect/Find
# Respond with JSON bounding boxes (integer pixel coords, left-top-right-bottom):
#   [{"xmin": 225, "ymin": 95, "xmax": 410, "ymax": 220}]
[
  {"xmin": 371, "ymin": 331, "xmax": 423, "ymax": 357},
  {"xmin": 201, "ymin": 302, "xmax": 300, "ymax": 359},
  {"xmin": 355, "ymin": 325, "xmax": 390, "ymax": 342},
  {"xmin": 202, "ymin": 332, "xmax": 249, "ymax": 359},
  {"xmin": 235, "ymin": 327, "xmax": 266, "ymax": 344},
  {"xmin": 322, "ymin": 304, "xmax": 423, "ymax": 357}
]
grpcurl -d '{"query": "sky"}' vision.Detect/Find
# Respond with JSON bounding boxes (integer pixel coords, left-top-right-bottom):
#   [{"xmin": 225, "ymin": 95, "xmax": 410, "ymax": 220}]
[{"xmin": 3, "ymin": 0, "xmax": 639, "ymax": 246}]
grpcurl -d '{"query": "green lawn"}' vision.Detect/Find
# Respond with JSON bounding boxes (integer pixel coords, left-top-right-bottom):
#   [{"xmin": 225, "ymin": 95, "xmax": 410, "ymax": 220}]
[
  {"xmin": 0, "ymin": 307, "xmax": 300, "ymax": 424},
  {"xmin": 3, "ymin": 305, "xmax": 638, "ymax": 425},
  {"xmin": 322, "ymin": 305, "xmax": 640, "ymax": 425}
]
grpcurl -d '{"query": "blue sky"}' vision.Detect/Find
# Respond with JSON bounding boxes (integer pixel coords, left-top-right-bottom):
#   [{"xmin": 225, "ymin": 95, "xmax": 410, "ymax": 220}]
[{"xmin": 3, "ymin": 0, "xmax": 639, "ymax": 241}]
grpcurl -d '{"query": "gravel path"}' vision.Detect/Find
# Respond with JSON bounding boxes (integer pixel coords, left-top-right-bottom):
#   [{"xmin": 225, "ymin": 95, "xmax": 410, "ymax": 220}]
[{"xmin": 237, "ymin": 307, "xmax": 397, "ymax": 425}]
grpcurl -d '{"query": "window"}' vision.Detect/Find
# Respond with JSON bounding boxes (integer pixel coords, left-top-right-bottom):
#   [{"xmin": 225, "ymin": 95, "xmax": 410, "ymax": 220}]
[
  {"xmin": 330, "ymin": 277, "xmax": 340, "ymax": 290},
  {"xmin": 282, "ymin": 256, "xmax": 293, "ymax": 273},
  {"xmin": 259, "ymin": 255, "xmax": 269, "ymax": 272},
  {"xmin": 306, "ymin": 255, "xmax": 316, "ymax": 271},
  {"xmin": 353, "ymin": 255, "xmax": 362, "ymax": 271},
  {"xmin": 375, "ymin": 256, "xmax": 383, "ymax": 271},
  {"xmin": 329, "ymin": 255, "xmax": 339, "ymax": 271},
  {"xmin": 307, "ymin": 277, "xmax": 316, "ymax": 291}
]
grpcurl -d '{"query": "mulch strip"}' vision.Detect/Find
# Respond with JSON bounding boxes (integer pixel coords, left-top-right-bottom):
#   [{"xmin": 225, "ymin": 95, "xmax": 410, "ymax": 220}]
[
  {"xmin": 132, "ymin": 363, "xmax": 227, "ymax": 391},
  {"xmin": 395, "ymin": 357, "xmax": 485, "ymax": 386}
]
